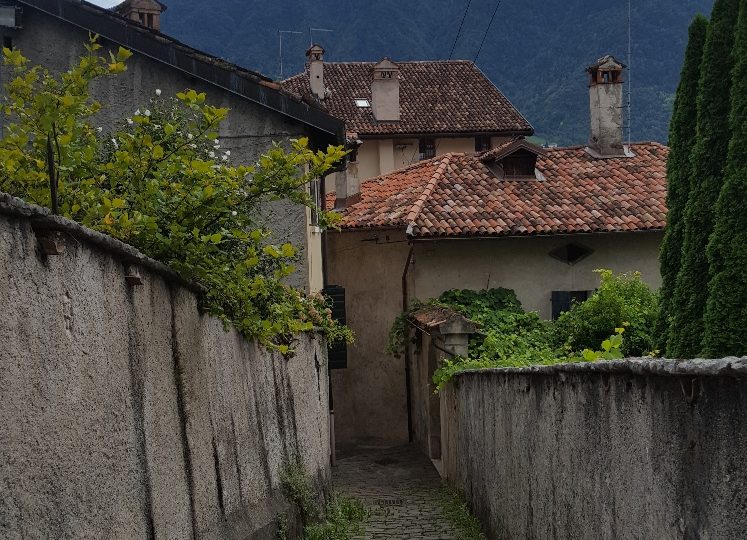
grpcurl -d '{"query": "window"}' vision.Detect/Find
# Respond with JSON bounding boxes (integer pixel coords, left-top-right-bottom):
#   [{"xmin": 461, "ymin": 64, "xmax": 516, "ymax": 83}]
[
  {"xmin": 419, "ymin": 138, "xmax": 435, "ymax": 160},
  {"xmin": 2, "ymin": 36, "xmax": 11, "ymax": 50},
  {"xmin": 354, "ymin": 98, "xmax": 370, "ymax": 108},
  {"xmin": 551, "ymin": 290, "xmax": 591, "ymax": 320},
  {"xmin": 502, "ymin": 150, "xmax": 537, "ymax": 178},
  {"xmin": 475, "ymin": 136, "xmax": 491, "ymax": 152},
  {"xmin": 549, "ymin": 243, "xmax": 594, "ymax": 265}
]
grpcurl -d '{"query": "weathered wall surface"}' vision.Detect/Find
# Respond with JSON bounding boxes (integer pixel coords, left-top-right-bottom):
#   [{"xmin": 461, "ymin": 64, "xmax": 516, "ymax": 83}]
[
  {"xmin": 411, "ymin": 232, "xmax": 663, "ymax": 320},
  {"xmin": 326, "ymin": 229, "xmax": 411, "ymax": 451},
  {"xmin": 440, "ymin": 359, "xmax": 747, "ymax": 540},
  {"xmin": 1, "ymin": 5, "xmax": 315, "ymax": 291},
  {"xmin": 0, "ymin": 195, "xmax": 330, "ymax": 539}
]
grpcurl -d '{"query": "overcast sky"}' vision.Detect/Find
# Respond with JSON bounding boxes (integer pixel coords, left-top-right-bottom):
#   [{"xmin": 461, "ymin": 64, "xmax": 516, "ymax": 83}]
[{"xmin": 88, "ymin": 0, "xmax": 120, "ymax": 7}]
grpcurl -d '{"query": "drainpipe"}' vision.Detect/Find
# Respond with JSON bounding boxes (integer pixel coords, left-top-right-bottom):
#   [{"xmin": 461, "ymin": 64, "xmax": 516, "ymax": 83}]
[
  {"xmin": 402, "ymin": 245, "xmax": 414, "ymax": 443},
  {"xmin": 320, "ymin": 171, "xmax": 336, "ymax": 466}
]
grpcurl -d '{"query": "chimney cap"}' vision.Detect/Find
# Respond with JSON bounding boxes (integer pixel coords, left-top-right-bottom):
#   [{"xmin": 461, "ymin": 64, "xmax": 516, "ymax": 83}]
[
  {"xmin": 306, "ymin": 44, "xmax": 325, "ymax": 57},
  {"xmin": 586, "ymin": 55, "xmax": 626, "ymax": 73},
  {"xmin": 113, "ymin": 0, "xmax": 168, "ymax": 14},
  {"xmin": 373, "ymin": 57, "xmax": 399, "ymax": 71}
]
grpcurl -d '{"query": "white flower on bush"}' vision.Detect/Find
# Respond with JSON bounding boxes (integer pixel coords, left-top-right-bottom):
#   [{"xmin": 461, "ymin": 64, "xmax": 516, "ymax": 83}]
[
  {"xmin": 155, "ymin": 88, "xmax": 162, "ymax": 96},
  {"xmin": 189, "ymin": 143, "xmax": 197, "ymax": 149},
  {"xmin": 111, "ymin": 138, "xmax": 119, "ymax": 149},
  {"xmin": 231, "ymin": 210, "xmax": 237, "ymax": 216},
  {"xmin": 126, "ymin": 118, "xmax": 133, "ymax": 125},
  {"xmin": 144, "ymin": 109, "xmax": 151, "ymax": 117},
  {"xmin": 135, "ymin": 109, "xmax": 141, "ymax": 116},
  {"xmin": 187, "ymin": 133, "xmax": 194, "ymax": 140},
  {"xmin": 96, "ymin": 127, "xmax": 103, "ymax": 133},
  {"xmin": 208, "ymin": 151, "xmax": 215, "ymax": 158},
  {"xmin": 221, "ymin": 155, "xmax": 228, "ymax": 161},
  {"xmin": 214, "ymin": 139, "xmax": 219, "ymax": 145},
  {"xmin": 225, "ymin": 150, "xmax": 231, "ymax": 156}
]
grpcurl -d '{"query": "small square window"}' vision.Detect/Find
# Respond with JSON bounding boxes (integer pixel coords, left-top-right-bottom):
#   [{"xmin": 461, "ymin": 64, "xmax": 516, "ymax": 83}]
[
  {"xmin": 549, "ymin": 243, "xmax": 594, "ymax": 265},
  {"xmin": 354, "ymin": 99, "xmax": 370, "ymax": 108},
  {"xmin": 419, "ymin": 138, "xmax": 435, "ymax": 160}
]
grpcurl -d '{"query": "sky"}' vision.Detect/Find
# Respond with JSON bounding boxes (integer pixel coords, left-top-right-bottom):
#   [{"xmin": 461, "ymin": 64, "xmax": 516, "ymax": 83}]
[{"xmin": 89, "ymin": 0, "xmax": 119, "ymax": 7}]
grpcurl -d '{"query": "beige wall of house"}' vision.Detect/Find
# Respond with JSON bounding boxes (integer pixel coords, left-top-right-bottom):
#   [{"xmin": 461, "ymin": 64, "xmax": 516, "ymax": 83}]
[
  {"xmin": 326, "ymin": 229, "xmax": 412, "ymax": 451},
  {"xmin": 326, "ymin": 229, "xmax": 663, "ymax": 449},
  {"xmin": 410, "ymin": 232, "xmax": 663, "ymax": 319}
]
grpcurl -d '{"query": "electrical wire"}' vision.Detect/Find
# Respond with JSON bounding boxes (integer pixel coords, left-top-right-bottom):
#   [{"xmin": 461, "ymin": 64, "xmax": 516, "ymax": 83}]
[
  {"xmin": 474, "ymin": 0, "xmax": 502, "ymax": 63},
  {"xmin": 449, "ymin": 0, "xmax": 473, "ymax": 59}
]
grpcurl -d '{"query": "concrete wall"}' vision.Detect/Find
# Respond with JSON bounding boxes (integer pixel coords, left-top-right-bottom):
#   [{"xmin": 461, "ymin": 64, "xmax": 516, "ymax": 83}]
[
  {"xmin": 326, "ymin": 229, "xmax": 411, "ymax": 451},
  {"xmin": 0, "ymin": 194, "xmax": 331, "ymax": 539},
  {"xmin": 411, "ymin": 232, "xmax": 663, "ymax": 319},
  {"xmin": 440, "ymin": 358, "xmax": 747, "ymax": 539},
  {"xmin": 1, "ymin": 5, "xmax": 318, "ymax": 292}
]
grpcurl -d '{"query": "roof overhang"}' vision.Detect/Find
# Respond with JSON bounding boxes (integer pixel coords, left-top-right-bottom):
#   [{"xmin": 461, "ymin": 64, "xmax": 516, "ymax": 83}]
[{"xmin": 19, "ymin": 0, "xmax": 345, "ymax": 143}]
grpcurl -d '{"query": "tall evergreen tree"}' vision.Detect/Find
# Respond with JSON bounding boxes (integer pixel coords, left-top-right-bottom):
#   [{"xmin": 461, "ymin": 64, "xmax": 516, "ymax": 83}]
[
  {"xmin": 702, "ymin": 0, "xmax": 747, "ymax": 356},
  {"xmin": 654, "ymin": 14, "xmax": 709, "ymax": 351},
  {"xmin": 667, "ymin": 0, "xmax": 739, "ymax": 358}
]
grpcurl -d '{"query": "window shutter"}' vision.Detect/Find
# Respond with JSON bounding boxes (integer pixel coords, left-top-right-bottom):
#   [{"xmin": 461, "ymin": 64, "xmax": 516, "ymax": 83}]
[
  {"xmin": 551, "ymin": 291, "xmax": 571, "ymax": 320},
  {"xmin": 323, "ymin": 285, "xmax": 347, "ymax": 369}
]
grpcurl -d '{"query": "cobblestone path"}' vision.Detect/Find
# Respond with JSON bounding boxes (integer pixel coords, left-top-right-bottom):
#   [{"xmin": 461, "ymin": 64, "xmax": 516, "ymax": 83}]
[{"xmin": 333, "ymin": 445, "xmax": 460, "ymax": 540}]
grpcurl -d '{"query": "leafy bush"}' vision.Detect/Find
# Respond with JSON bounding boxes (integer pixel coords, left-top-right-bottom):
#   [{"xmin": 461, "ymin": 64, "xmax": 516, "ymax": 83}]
[
  {"xmin": 552, "ymin": 269, "xmax": 658, "ymax": 356},
  {"xmin": 0, "ymin": 37, "xmax": 351, "ymax": 351}
]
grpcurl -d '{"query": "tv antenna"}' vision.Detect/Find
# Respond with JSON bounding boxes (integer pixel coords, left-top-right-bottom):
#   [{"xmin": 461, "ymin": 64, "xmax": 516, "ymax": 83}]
[
  {"xmin": 627, "ymin": 0, "xmax": 632, "ymax": 146},
  {"xmin": 278, "ymin": 30, "xmax": 303, "ymax": 79},
  {"xmin": 309, "ymin": 27, "xmax": 334, "ymax": 47}
]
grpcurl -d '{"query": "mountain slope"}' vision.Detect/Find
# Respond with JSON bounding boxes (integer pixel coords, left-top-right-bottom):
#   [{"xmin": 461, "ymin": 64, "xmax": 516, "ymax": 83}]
[{"xmin": 161, "ymin": 0, "xmax": 713, "ymax": 145}]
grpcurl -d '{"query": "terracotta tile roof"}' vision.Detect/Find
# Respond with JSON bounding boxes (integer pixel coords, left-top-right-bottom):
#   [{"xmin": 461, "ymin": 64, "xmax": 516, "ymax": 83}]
[
  {"xmin": 326, "ymin": 142, "xmax": 668, "ymax": 238},
  {"xmin": 282, "ymin": 61, "xmax": 532, "ymax": 136}
]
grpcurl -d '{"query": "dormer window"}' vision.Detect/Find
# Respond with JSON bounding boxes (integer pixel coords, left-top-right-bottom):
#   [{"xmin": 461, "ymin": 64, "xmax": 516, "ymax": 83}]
[
  {"xmin": 482, "ymin": 139, "xmax": 544, "ymax": 181},
  {"xmin": 475, "ymin": 135, "xmax": 491, "ymax": 152},
  {"xmin": 354, "ymin": 98, "xmax": 370, "ymax": 108}
]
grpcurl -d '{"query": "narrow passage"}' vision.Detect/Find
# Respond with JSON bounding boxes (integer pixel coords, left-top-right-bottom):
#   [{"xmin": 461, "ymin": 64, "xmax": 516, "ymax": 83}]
[{"xmin": 333, "ymin": 445, "xmax": 460, "ymax": 540}]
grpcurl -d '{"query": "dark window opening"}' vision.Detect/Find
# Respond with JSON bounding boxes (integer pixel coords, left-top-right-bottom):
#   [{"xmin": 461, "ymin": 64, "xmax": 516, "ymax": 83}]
[
  {"xmin": 419, "ymin": 138, "xmax": 435, "ymax": 161},
  {"xmin": 501, "ymin": 149, "xmax": 537, "ymax": 178},
  {"xmin": 475, "ymin": 135, "xmax": 491, "ymax": 152},
  {"xmin": 551, "ymin": 290, "xmax": 591, "ymax": 320},
  {"xmin": 147, "ymin": 13, "xmax": 154, "ymax": 27},
  {"xmin": 549, "ymin": 243, "xmax": 594, "ymax": 265},
  {"xmin": 323, "ymin": 285, "xmax": 348, "ymax": 369},
  {"xmin": 3, "ymin": 36, "xmax": 11, "ymax": 50}
]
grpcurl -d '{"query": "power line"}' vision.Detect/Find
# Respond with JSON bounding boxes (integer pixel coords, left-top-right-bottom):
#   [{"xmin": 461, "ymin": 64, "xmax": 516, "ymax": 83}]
[
  {"xmin": 474, "ymin": 0, "xmax": 502, "ymax": 63},
  {"xmin": 449, "ymin": 0, "xmax": 473, "ymax": 59},
  {"xmin": 627, "ymin": 0, "xmax": 632, "ymax": 146}
]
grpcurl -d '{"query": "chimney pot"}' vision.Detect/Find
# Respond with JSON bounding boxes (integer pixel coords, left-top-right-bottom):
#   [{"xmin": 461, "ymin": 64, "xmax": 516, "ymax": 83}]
[
  {"xmin": 307, "ymin": 44, "xmax": 326, "ymax": 100},
  {"xmin": 586, "ymin": 55, "xmax": 626, "ymax": 157},
  {"xmin": 114, "ymin": 0, "xmax": 166, "ymax": 31},
  {"xmin": 371, "ymin": 58, "xmax": 400, "ymax": 122}
]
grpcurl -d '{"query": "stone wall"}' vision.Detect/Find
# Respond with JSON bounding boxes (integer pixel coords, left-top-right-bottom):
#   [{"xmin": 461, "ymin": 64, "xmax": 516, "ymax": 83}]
[
  {"xmin": 440, "ymin": 359, "xmax": 747, "ymax": 539},
  {"xmin": 0, "ymin": 194, "xmax": 330, "ymax": 539}
]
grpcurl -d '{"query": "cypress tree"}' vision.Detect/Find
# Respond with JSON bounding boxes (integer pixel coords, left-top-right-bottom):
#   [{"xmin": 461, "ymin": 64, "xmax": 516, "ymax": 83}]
[
  {"xmin": 654, "ymin": 14, "xmax": 709, "ymax": 351},
  {"xmin": 667, "ymin": 0, "xmax": 739, "ymax": 358},
  {"xmin": 702, "ymin": 0, "xmax": 747, "ymax": 356}
]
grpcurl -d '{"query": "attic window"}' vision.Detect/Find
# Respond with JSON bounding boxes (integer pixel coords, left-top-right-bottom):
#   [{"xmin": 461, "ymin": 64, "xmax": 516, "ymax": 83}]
[
  {"xmin": 475, "ymin": 136, "xmax": 491, "ymax": 152},
  {"xmin": 354, "ymin": 99, "xmax": 370, "ymax": 108},
  {"xmin": 419, "ymin": 138, "xmax": 436, "ymax": 160},
  {"xmin": 549, "ymin": 243, "xmax": 594, "ymax": 265}
]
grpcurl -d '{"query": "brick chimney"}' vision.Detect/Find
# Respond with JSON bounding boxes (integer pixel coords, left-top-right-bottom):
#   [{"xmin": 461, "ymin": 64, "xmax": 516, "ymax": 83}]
[
  {"xmin": 586, "ymin": 55, "xmax": 627, "ymax": 158},
  {"xmin": 335, "ymin": 135, "xmax": 363, "ymax": 208},
  {"xmin": 371, "ymin": 58, "xmax": 400, "ymax": 122},
  {"xmin": 307, "ymin": 44, "xmax": 326, "ymax": 100},
  {"xmin": 115, "ymin": 0, "xmax": 166, "ymax": 31}
]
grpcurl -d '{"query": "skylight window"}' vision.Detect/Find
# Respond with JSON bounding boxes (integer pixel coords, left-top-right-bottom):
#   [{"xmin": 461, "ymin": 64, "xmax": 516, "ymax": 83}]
[{"xmin": 354, "ymin": 98, "xmax": 370, "ymax": 107}]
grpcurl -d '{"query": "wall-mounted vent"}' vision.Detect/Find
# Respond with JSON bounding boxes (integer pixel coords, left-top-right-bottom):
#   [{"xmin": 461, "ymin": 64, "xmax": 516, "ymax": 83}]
[{"xmin": 549, "ymin": 243, "xmax": 594, "ymax": 265}]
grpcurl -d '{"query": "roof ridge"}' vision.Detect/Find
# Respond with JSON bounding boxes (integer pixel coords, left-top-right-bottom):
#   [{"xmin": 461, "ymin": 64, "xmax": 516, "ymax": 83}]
[{"xmin": 405, "ymin": 154, "xmax": 452, "ymax": 230}]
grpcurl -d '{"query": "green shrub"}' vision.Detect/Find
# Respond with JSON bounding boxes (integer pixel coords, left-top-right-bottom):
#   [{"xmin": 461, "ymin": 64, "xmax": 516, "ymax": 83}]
[{"xmin": 552, "ymin": 269, "xmax": 658, "ymax": 356}]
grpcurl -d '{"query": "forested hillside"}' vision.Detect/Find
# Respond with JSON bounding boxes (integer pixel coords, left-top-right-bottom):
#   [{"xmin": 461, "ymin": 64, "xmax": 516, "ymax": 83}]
[{"xmin": 161, "ymin": 0, "xmax": 713, "ymax": 144}]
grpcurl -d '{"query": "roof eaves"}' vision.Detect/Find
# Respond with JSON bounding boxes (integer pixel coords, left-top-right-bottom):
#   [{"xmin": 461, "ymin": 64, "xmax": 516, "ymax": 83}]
[{"xmin": 21, "ymin": 0, "xmax": 345, "ymax": 140}]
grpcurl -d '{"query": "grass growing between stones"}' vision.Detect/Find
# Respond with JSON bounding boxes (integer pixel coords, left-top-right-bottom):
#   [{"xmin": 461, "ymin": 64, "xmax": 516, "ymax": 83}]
[
  {"xmin": 438, "ymin": 485, "xmax": 486, "ymax": 540},
  {"xmin": 281, "ymin": 462, "xmax": 368, "ymax": 539}
]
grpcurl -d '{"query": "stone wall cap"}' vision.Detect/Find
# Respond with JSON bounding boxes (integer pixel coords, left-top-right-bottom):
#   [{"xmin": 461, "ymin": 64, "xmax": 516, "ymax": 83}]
[
  {"xmin": 0, "ymin": 192, "xmax": 204, "ymax": 292},
  {"xmin": 410, "ymin": 305, "xmax": 478, "ymax": 335},
  {"xmin": 453, "ymin": 357, "xmax": 747, "ymax": 379}
]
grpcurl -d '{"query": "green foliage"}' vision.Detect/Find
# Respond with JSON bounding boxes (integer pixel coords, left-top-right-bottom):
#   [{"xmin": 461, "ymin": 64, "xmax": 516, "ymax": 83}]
[
  {"xmin": 702, "ymin": 0, "xmax": 747, "ymax": 357},
  {"xmin": 302, "ymin": 493, "xmax": 368, "ymax": 540},
  {"xmin": 668, "ymin": 0, "xmax": 739, "ymax": 358},
  {"xmin": 0, "ymin": 37, "xmax": 351, "ymax": 351},
  {"xmin": 437, "ymin": 485, "xmax": 486, "ymax": 540},
  {"xmin": 386, "ymin": 275, "xmax": 633, "ymax": 391},
  {"xmin": 553, "ymin": 269, "xmax": 658, "ymax": 357},
  {"xmin": 280, "ymin": 462, "xmax": 368, "ymax": 540},
  {"xmin": 654, "ymin": 14, "xmax": 709, "ymax": 350}
]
